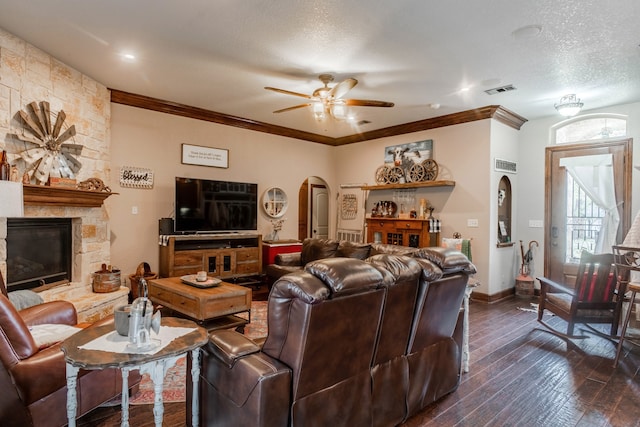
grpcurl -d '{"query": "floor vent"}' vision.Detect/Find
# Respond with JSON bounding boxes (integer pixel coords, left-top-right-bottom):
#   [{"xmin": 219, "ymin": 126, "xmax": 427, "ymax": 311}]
[
  {"xmin": 495, "ymin": 158, "xmax": 517, "ymax": 173},
  {"xmin": 485, "ymin": 84, "xmax": 516, "ymax": 95}
]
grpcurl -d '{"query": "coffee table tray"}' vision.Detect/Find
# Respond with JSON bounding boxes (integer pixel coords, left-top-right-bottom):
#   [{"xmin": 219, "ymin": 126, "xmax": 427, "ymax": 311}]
[{"xmin": 180, "ymin": 275, "xmax": 221, "ymax": 288}]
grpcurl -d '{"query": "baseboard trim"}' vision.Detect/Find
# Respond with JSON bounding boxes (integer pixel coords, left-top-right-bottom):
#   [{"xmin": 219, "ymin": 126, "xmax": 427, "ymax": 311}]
[{"xmin": 471, "ymin": 287, "xmax": 518, "ymax": 304}]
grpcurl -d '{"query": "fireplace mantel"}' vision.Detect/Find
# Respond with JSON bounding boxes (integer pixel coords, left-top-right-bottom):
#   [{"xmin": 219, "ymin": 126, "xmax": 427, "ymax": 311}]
[{"xmin": 22, "ymin": 184, "xmax": 117, "ymax": 207}]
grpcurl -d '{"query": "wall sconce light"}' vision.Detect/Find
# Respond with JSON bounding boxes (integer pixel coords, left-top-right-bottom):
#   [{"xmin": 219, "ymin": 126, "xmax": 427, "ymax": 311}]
[{"xmin": 555, "ymin": 94, "xmax": 584, "ymax": 117}]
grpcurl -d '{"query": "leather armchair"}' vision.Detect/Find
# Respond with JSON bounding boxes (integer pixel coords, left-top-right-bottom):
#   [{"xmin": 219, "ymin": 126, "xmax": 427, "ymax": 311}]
[{"xmin": 0, "ymin": 271, "xmax": 139, "ymax": 427}]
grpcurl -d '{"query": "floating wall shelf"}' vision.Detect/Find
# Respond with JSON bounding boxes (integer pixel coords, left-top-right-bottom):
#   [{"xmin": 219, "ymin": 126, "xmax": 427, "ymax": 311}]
[{"xmin": 361, "ymin": 180, "xmax": 455, "ymax": 191}]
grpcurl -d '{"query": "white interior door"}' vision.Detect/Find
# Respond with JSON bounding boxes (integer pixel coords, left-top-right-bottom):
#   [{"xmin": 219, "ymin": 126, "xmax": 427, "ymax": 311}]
[{"xmin": 311, "ymin": 184, "xmax": 329, "ymax": 239}]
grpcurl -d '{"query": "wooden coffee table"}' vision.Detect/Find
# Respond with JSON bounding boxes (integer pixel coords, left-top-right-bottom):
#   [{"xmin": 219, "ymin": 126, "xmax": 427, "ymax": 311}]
[{"xmin": 147, "ymin": 277, "xmax": 252, "ymax": 331}]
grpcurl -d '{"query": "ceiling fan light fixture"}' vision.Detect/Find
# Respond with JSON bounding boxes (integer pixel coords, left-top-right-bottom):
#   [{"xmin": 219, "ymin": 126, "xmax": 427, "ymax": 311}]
[
  {"xmin": 331, "ymin": 101, "xmax": 348, "ymax": 120},
  {"xmin": 312, "ymin": 101, "xmax": 326, "ymax": 120},
  {"xmin": 555, "ymin": 94, "xmax": 584, "ymax": 117}
]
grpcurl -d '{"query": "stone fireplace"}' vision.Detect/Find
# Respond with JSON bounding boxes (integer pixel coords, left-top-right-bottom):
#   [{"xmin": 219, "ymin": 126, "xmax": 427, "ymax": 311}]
[
  {"xmin": 0, "ymin": 201, "xmax": 128, "ymax": 323},
  {"xmin": 5, "ymin": 217, "xmax": 72, "ymax": 291}
]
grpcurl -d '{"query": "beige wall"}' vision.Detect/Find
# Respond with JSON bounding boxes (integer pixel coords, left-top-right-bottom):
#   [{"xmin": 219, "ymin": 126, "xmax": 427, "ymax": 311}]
[
  {"xmin": 108, "ymin": 104, "xmax": 336, "ymax": 277},
  {"xmin": 334, "ymin": 120, "xmax": 500, "ymax": 295}
]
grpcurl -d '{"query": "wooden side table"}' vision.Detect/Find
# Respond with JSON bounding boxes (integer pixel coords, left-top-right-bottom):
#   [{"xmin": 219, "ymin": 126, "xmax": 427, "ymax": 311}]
[{"xmin": 61, "ymin": 317, "xmax": 208, "ymax": 427}]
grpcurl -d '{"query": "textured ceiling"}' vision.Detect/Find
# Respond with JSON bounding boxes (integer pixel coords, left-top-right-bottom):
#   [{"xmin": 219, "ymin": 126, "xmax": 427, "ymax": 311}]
[{"xmin": 0, "ymin": 0, "xmax": 639, "ymax": 139}]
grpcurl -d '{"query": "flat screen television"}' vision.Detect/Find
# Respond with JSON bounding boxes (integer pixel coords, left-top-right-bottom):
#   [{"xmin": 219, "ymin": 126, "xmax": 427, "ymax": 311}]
[{"xmin": 174, "ymin": 177, "xmax": 258, "ymax": 233}]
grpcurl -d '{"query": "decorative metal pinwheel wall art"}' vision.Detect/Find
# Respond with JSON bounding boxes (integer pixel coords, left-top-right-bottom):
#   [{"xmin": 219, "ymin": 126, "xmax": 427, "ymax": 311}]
[{"xmin": 15, "ymin": 101, "xmax": 83, "ymax": 185}]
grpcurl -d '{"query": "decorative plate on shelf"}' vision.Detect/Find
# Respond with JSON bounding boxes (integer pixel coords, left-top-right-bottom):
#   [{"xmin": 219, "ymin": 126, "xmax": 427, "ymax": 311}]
[{"xmin": 180, "ymin": 275, "xmax": 221, "ymax": 288}]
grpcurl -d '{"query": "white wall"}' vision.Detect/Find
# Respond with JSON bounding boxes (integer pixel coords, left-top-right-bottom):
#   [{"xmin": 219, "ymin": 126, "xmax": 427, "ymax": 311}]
[{"xmin": 488, "ymin": 120, "xmax": 520, "ymax": 295}]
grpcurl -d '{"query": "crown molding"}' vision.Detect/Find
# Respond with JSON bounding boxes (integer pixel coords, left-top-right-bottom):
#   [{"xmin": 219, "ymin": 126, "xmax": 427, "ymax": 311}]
[{"xmin": 110, "ymin": 90, "xmax": 528, "ymax": 146}]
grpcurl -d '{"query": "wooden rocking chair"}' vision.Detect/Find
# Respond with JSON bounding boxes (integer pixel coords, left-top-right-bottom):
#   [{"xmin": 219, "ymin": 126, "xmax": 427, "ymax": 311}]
[{"xmin": 537, "ymin": 251, "xmax": 622, "ymax": 339}]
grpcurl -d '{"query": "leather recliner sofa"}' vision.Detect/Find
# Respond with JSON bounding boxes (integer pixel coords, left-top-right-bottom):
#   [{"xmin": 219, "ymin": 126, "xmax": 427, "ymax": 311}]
[
  {"xmin": 265, "ymin": 238, "xmax": 419, "ymax": 283},
  {"xmin": 193, "ymin": 246, "xmax": 475, "ymax": 426},
  {"xmin": 0, "ymin": 271, "xmax": 140, "ymax": 427}
]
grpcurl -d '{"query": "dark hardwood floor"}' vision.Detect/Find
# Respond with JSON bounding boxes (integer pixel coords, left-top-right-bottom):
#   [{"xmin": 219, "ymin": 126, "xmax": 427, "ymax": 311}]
[{"xmin": 78, "ymin": 297, "xmax": 640, "ymax": 427}]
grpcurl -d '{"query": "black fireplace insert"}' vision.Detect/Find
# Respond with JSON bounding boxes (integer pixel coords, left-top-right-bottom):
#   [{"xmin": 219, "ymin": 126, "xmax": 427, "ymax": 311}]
[{"xmin": 6, "ymin": 218, "xmax": 72, "ymax": 291}]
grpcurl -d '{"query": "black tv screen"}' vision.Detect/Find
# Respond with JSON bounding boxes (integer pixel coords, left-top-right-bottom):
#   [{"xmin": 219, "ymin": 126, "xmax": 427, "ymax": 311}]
[{"xmin": 174, "ymin": 177, "xmax": 258, "ymax": 233}]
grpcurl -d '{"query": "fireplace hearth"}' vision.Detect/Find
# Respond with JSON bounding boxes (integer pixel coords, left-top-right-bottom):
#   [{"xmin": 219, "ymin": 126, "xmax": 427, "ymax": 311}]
[{"xmin": 5, "ymin": 218, "xmax": 72, "ymax": 291}]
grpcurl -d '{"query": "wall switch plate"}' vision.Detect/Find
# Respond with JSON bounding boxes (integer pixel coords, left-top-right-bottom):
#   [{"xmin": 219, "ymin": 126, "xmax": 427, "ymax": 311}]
[
  {"xmin": 529, "ymin": 220, "xmax": 543, "ymax": 228},
  {"xmin": 467, "ymin": 219, "xmax": 479, "ymax": 227},
  {"xmin": 131, "ymin": 206, "xmax": 138, "ymax": 215}
]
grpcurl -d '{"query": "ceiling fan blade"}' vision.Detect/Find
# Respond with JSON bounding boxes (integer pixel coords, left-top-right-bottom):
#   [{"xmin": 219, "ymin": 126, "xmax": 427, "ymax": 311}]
[
  {"xmin": 265, "ymin": 87, "xmax": 312, "ymax": 99},
  {"xmin": 273, "ymin": 104, "xmax": 311, "ymax": 114},
  {"xmin": 330, "ymin": 78, "xmax": 357, "ymax": 100},
  {"xmin": 345, "ymin": 99, "xmax": 395, "ymax": 107}
]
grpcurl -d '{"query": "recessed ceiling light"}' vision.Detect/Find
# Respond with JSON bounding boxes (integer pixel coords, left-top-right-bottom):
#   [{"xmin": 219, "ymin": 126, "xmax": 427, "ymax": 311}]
[
  {"xmin": 512, "ymin": 25, "xmax": 543, "ymax": 40},
  {"xmin": 120, "ymin": 52, "xmax": 136, "ymax": 62}
]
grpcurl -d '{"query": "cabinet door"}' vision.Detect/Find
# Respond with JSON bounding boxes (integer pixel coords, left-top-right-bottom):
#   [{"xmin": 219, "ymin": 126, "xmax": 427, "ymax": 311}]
[{"xmin": 206, "ymin": 249, "xmax": 236, "ymax": 278}]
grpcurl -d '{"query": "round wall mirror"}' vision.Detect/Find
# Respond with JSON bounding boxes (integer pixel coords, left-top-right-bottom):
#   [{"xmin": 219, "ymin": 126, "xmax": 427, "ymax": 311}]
[{"xmin": 262, "ymin": 187, "xmax": 288, "ymax": 218}]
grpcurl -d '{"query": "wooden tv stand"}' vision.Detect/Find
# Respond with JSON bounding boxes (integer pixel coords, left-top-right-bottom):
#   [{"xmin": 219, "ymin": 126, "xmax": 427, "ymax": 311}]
[{"xmin": 158, "ymin": 233, "xmax": 262, "ymax": 279}]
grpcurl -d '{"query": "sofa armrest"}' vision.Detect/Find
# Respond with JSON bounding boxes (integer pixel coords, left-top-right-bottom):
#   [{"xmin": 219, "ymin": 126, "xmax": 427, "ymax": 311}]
[
  {"xmin": 207, "ymin": 329, "xmax": 261, "ymax": 368},
  {"xmin": 274, "ymin": 252, "xmax": 302, "ymax": 266},
  {"xmin": 20, "ymin": 301, "xmax": 77, "ymax": 327}
]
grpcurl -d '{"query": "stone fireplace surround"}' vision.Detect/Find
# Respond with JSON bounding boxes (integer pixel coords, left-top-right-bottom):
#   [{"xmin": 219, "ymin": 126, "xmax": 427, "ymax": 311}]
[{"xmin": 0, "ymin": 204, "xmax": 128, "ymax": 323}]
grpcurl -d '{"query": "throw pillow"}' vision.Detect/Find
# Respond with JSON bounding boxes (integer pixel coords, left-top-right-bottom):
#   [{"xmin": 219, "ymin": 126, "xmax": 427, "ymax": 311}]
[
  {"xmin": 8, "ymin": 290, "xmax": 44, "ymax": 310},
  {"xmin": 29, "ymin": 323, "xmax": 82, "ymax": 349}
]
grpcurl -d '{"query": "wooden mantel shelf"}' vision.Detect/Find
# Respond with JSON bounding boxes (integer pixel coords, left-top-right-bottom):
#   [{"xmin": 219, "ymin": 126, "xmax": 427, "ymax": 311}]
[
  {"xmin": 361, "ymin": 180, "xmax": 455, "ymax": 191},
  {"xmin": 22, "ymin": 184, "xmax": 117, "ymax": 207}
]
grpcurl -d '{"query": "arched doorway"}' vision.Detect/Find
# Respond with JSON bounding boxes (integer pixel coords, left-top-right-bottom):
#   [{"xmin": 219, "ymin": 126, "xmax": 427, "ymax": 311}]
[{"xmin": 298, "ymin": 177, "xmax": 330, "ymax": 240}]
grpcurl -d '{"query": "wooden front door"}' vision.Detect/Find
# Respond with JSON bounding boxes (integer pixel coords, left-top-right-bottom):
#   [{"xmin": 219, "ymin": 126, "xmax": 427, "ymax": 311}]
[{"xmin": 544, "ymin": 139, "xmax": 632, "ymax": 284}]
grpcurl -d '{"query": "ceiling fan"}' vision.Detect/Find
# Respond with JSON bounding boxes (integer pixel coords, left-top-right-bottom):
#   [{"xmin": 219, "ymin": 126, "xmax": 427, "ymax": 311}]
[{"xmin": 265, "ymin": 74, "xmax": 394, "ymax": 120}]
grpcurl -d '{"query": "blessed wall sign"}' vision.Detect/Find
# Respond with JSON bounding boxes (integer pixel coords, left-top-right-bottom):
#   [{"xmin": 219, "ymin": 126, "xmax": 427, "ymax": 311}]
[{"xmin": 119, "ymin": 166, "xmax": 154, "ymax": 189}]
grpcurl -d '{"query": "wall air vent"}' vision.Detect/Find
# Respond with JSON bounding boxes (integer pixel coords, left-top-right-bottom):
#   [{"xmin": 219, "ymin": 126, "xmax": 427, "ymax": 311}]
[
  {"xmin": 495, "ymin": 158, "xmax": 517, "ymax": 174},
  {"xmin": 484, "ymin": 84, "xmax": 516, "ymax": 95}
]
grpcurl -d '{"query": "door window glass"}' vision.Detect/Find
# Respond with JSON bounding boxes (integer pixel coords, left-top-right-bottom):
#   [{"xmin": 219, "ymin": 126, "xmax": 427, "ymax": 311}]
[{"xmin": 554, "ymin": 115, "xmax": 626, "ymax": 144}]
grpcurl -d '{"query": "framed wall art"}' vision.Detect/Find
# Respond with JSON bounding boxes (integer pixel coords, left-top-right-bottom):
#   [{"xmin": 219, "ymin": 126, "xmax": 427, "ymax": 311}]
[
  {"xmin": 384, "ymin": 139, "xmax": 433, "ymax": 165},
  {"xmin": 181, "ymin": 143, "xmax": 229, "ymax": 168}
]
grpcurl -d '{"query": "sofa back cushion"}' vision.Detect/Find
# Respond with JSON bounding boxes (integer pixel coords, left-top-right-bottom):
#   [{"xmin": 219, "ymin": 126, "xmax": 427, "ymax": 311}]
[
  {"xmin": 413, "ymin": 247, "xmax": 477, "ymax": 275},
  {"xmin": 369, "ymin": 243, "xmax": 417, "ymax": 257},
  {"xmin": 336, "ymin": 241, "xmax": 372, "ymax": 260},
  {"xmin": 263, "ymin": 259, "xmax": 385, "ymax": 423},
  {"xmin": 366, "ymin": 254, "xmax": 422, "ymax": 364},
  {"xmin": 300, "ymin": 238, "xmax": 340, "ymax": 265}
]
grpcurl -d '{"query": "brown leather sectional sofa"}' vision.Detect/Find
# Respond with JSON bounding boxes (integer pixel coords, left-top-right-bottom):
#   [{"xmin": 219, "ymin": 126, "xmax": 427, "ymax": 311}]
[
  {"xmin": 193, "ymin": 241, "xmax": 475, "ymax": 426},
  {"xmin": 265, "ymin": 238, "xmax": 422, "ymax": 283}
]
